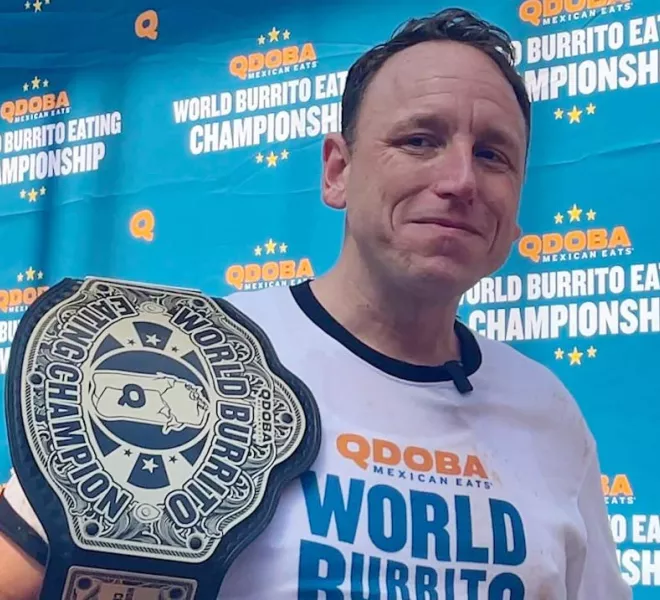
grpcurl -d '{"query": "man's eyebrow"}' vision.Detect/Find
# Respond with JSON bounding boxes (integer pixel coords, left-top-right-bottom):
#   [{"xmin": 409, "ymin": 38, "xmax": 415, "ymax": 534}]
[
  {"xmin": 479, "ymin": 126, "xmax": 523, "ymax": 149},
  {"xmin": 478, "ymin": 125, "xmax": 526, "ymax": 162},
  {"xmin": 387, "ymin": 114, "xmax": 449, "ymax": 135},
  {"xmin": 386, "ymin": 112, "xmax": 525, "ymax": 153}
]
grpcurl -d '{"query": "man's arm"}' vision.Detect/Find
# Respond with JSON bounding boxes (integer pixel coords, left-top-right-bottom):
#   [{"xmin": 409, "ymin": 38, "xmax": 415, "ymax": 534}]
[
  {"xmin": 0, "ymin": 477, "xmax": 46, "ymax": 600},
  {"xmin": 566, "ymin": 441, "xmax": 632, "ymax": 599}
]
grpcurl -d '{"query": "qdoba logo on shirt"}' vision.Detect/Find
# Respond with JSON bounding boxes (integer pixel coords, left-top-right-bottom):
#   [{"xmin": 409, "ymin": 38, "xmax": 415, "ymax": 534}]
[{"xmin": 336, "ymin": 433, "xmax": 493, "ymax": 490}]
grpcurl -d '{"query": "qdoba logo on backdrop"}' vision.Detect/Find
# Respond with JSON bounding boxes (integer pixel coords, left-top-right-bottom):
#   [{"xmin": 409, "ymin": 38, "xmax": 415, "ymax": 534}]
[
  {"xmin": 229, "ymin": 27, "xmax": 318, "ymax": 81},
  {"xmin": 0, "ymin": 267, "xmax": 48, "ymax": 314},
  {"xmin": 518, "ymin": 204, "xmax": 633, "ymax": 264},
  {"xmin": 602, "ymin": 473, "xmax": 636, "ymax": 505},
  {"xmin": 518, "ymin": 0, "xmax": 631, "ymax": 27},
  {"xmin": 0, "ymin": 76, "xmax": 71, "ymax": 124},
  {"xmin": 225, "ymin": 238, "xmax": 314, "ymax": 291}
]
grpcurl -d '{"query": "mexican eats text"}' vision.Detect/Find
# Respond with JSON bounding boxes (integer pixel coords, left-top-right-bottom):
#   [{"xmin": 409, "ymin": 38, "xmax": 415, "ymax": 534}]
[{"xmin": 37, "ymin": 294, "xmax": 262, "ymax": 530}]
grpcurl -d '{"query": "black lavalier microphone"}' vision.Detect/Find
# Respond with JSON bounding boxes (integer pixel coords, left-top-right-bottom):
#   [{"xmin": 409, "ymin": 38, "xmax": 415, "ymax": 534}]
[{"xmin": 444, "ymin": 360, "xmax": 473, "ymax": 394}]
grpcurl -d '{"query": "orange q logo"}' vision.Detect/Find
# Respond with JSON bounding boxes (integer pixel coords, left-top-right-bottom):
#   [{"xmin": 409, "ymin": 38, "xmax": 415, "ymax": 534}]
[
  {"xmin": 1, "ymin": 91, "xmax": 70, "ymax": 123},
  {"xmin": 135, "ymin": 10, "xmax": 159, "ymax": 40},
  {"xmin": 519, "ymin": 0, "xmax": 629, "ymax": 26},
  {"xmin": 129, "ymin": 209, "xmax": 155, "ymax": 242},
  {"xmin": 229, "ymin": 43, "xmax": 317, "ymax": 80}
]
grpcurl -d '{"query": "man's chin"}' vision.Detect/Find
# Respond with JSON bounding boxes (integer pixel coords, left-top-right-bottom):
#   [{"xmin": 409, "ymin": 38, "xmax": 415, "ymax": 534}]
[{"xmin": 400, "ymin": 259, "xmax": 478, "ymax": 298}]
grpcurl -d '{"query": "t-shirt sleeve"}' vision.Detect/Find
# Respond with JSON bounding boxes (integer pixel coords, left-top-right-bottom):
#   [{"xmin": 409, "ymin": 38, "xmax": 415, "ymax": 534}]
[
  {"xmin": 0, "ymin": 472, "xmax": 48, "ymax": 566},
  {"xmin": 567, "ymin": 443, "xmax": 632, "ymax": 599}
]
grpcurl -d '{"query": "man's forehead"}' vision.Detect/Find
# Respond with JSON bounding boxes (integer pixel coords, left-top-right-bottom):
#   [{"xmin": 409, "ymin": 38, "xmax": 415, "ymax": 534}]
[
  {"xmin": 369, "ymin": 42, "xmax": 516, "ymax": 101},
  {"xmin": 375, "ymin": 40, "xmax": 508, "ymax": 80},
  {"xmin": 361, "ymin": 42, "xmax": 525, "ymax": 133}
]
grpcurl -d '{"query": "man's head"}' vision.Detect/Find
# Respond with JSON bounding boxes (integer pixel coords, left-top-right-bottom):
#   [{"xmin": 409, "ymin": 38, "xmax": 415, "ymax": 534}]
[{"xmin": 322, "ymin": 8, "xmax": 531, "ymax": 300}]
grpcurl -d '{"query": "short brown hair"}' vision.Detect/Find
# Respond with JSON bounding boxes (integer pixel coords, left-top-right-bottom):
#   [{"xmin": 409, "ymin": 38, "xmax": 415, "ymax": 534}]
[{"xmin": 341, "ymin": 8, "xmax": 531, "ymax": 151}]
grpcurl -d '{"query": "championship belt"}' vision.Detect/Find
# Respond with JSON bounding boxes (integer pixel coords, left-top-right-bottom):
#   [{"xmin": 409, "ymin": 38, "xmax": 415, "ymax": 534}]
[{"xmin": 5, "ymin": 277, "xmax": 321, "ymax": 600}]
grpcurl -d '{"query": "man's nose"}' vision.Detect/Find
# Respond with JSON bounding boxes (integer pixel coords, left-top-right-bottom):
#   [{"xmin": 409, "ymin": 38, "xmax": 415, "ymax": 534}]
[{"xmin": 431, "ymin": 141, "xmax": 477, "ymax": 204}]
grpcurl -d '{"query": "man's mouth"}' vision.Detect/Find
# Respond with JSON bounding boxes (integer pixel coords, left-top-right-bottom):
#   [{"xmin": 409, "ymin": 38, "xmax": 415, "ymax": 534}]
[{"xmin": 413, "ymin": 217, "xmax": 480, "ymax": 236}]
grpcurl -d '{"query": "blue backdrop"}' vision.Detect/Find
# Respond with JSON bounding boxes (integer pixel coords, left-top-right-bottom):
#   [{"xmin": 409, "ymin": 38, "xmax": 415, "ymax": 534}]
[{"xmin": 0, "ymin": 0, "xmax": 658, "ymax": 594}]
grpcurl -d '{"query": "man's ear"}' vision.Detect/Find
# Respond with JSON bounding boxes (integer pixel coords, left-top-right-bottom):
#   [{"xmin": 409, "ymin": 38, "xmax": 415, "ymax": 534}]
[{"xmin": 321, "ymin": 133, "xmax": 351, "ymax": 210}]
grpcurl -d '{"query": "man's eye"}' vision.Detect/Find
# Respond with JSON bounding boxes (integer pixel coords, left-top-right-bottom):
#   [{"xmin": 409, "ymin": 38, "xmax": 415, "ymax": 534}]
[
  {"xmin": 405, "ymin": 136, "xmax": 435, "ymax": 148},
  {"xmin": 476, "ymin": 147, "xmax": 504, "ymax": 162}
]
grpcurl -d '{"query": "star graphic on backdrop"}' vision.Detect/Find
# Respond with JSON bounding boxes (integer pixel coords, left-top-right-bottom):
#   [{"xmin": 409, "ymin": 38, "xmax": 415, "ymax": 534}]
[
  {"xmin": 124, "ymin": 449, "xmax": 132, "ymax": 457},
  {"xmin": 171, "ymin": 346, "xmax": 178, "ymax": 353},
  {"xmin": 554, "ymin": 348, "xmax": 565, "ymax": 360},
  {"xmin": 568, "ymin": 347, "xmax": 583, "ymax": 366},
  {"xmin": 44, "ymin": 0, "xmax": 50, "ymax": 4},
  {"xmin": 19, "ymin": 190, "xmax": 26, "ymax": 199},
  {"xmin": 567, "ymin": 106, "xmax": 582, "ymax": 124},
  {"xmin": 127, "ymin": 339, "xmax": 136, "ymax": 346},
  {"xmin": 279, "ymin": 243, "xmax": 288, "ymax": 253},
  {"xmin": 31, "ymin": 76, "xmax": 40, "ymax": 89},
  {"xmin": 586, "ymin": 103, "xmax": 596, "ymax": 115},
  {"xmin": 283, "ymin": 29, "xmax": 291, "ymax": 40},
  {"xmin": 587, "ymin": 346, "xmax": 597, "ymax": 358},
  {"xmin": 22, "ymin": 82, "xmax": 29, "ymax": 91},
  {"xmin": 257, "ymin": 35, "xmax": 266, "ymax": 45},
  {"xmin": 16, "ymin": 273, "xmax": 24, "ymax": 283},
  {"xmin": 27, "ymin": 188, "xmax": 38, "ymax": 202},
  {"xmin": 42, "ymin": 79, "xmax": 49, "ymax": 87},
  {"xmin": 268, "ymin": 27, "xmax": 280, "ymax": 42},
  {"xmin": 145, "ymin": 334, "xmax": 161, "ymax": 346},
  {"xmin": 586, "ymin": 209, "xmax": 597, "ymax": 221},
  {"xmin": 37, "ymin": 271, "xmax": 44, "ymax": 279},
  {"xmin": 266, "ymin": 152, "xmax": 278, "ymax": 167},
  {"xmin": 255, "ymin": 152, "xmax": 264, "ymax": 164},
  {"xmin": 24, "ymin": 1, "xmax": 30, "ymax": 9},
  {"xmin": 264, "ymin": 239, "xmax": 277, "ymax": 254},
  {"xmin": 39, "ymin": 186, "xmax": 46, "ymax": 195},
  {"xmin": 254, "ymin": 245, "xmax": 262, "ymax": 256},
  {"xmin": 169, "ymin": 456, "xmax": 178, "ymax": 464},
  {"xmin": 33, "ymin": 0, "xmax": 42, "ymax": 10},
  {"xmin": 567, "ymin": 204, "xmax": 582, "ymax": 222},
  {"xmin": 554, "ymin": 108, "xmax": 564, "ymax": 120},
  {"xmin": 25, "ymin": 266, "xmax": 36, "ymax": 281},
  {"xmin": 280, "ymin": 149, "xmax": 289, "ymax": 160},
  {"xmin": 142, "ymin": 459, "xmax": 158, "ymax": 473},
  {"xmin": 554, "ymin": 213, "xmax": 564, "ymax": 225}
]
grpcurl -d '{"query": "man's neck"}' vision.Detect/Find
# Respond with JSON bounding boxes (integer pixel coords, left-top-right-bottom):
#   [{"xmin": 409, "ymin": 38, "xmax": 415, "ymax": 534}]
[{"xmin": 310, "ymin": 260, "xmax": 462, "ymax": 367}]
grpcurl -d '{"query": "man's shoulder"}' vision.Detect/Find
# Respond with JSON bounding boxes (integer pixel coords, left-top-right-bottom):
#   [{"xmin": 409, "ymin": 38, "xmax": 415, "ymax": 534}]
[
  {"xmin": 473, "ymin": 330, "xmax": 595, "ymax": 447},
  {"xmin": 220, "ymin": 285, "xmax": 305, "ymax": 336},
  {"xmin": 472, "ymin": 328, "xmax": 575, "ymax": 399},
  {"xmin": 222, "ymin": 285, "xmax": 292, "ymax": 316}
]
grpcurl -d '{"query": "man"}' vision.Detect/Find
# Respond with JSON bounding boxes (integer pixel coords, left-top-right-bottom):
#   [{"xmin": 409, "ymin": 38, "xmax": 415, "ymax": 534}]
[{"xmin": 0, "ymin": 7, "xmax": 631, "ymax": 600}]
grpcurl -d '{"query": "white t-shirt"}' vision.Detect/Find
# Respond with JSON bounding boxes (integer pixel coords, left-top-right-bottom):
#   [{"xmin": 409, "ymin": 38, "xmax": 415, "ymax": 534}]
[{"xmin": 2, "ymin": 281, "xmax": 631, "ymax": 599}]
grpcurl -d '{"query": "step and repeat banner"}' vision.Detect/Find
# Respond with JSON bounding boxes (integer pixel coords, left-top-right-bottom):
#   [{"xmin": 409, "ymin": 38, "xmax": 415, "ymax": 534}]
[{"xmin": 0, "ymin": 0, "xmax": 658, "ymax": 594}]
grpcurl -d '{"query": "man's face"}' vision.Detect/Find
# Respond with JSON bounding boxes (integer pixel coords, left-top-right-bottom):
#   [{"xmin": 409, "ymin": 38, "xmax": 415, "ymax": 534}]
[{"xmin": 322, "ymin": 40, "xmax": 527, "ymax": 297}]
